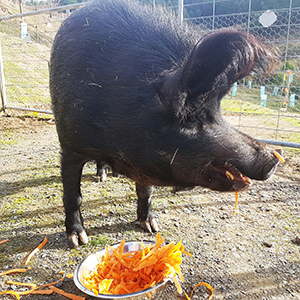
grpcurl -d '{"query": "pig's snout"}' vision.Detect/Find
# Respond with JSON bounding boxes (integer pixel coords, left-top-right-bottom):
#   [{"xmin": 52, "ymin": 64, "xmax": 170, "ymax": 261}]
[
  {"xmin": 247, "ymin": 147, "xmax": 283, "ymax": 181},
  {"xmin": 262, "ymin": 148, "xmax": 284, "ymax": 180}
]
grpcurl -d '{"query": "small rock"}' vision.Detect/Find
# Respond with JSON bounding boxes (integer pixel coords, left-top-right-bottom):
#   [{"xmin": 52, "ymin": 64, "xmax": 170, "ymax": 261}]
[{"xmin": 262, "ymin": 241, "xmax": 272, "ymax": 248}]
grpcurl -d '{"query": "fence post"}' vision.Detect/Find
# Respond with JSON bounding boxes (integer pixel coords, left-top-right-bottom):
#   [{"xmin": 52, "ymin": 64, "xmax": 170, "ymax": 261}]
[
  {"xmin": 0, "ymin": 41, "xmax": 7, "ymax": 112},
  {"xmin": 212, "ymin": 0, "xmax": 215, "ymax": 30},
  {"xmin": 247, "ymin": 0, "xmax": 252, "ymax": 34},
  {"xmin": 178, "ymin": 0, "xmax": 183, "ymax": 25}
]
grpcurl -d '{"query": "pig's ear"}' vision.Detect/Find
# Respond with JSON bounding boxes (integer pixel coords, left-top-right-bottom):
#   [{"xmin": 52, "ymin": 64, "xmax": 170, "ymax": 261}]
[{"xmin": 178, "ymin": 30, "xmax": 275, "ymax": 100}]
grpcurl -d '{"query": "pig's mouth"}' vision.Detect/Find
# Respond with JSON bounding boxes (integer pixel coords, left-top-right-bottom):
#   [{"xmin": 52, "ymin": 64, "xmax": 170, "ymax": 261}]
[{"xmin": 204, "ymin": 162, "xmax": 252, "ymax": 191}]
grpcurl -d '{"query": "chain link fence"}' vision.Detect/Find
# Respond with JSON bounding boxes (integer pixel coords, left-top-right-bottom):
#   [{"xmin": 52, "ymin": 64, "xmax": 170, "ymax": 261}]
[{"xmin": 0, "ymin": 0, "xmax": 299, "ymax": 147}]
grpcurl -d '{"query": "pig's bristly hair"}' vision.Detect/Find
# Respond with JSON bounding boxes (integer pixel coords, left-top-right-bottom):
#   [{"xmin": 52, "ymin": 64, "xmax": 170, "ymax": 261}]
[{"xmin": 159, "ymin": 30, "xmax": 275, "ymax": 123}]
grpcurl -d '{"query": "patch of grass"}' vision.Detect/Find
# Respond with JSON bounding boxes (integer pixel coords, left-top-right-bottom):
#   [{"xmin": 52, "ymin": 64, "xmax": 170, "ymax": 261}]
[
  {"xmin": 87, "ymin": 235, "xmax": 113, "ymax": 248},
  {"xmin": 0, "ymin": 139, "xmax": 17, "ymax": 146},
  {"xmin": 282, "ymin": 117, "xmax": 300, "ymax": 127},
  {"xmin": 0, "ymin": 128, "xmax": 18, "ymax": 147},
  {"xmin": 14, "ymin": 195, "xmax": 31, "ymax": 205},
  {"xmin": 222, "ymin": 97, "xmax": 278, "ymax": 115},
  {"xmin": 283, "ymin": 132, "xmax": 300, "ymax": 144}
]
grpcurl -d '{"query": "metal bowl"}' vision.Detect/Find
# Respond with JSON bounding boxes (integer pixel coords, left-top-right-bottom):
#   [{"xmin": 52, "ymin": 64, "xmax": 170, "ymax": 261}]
[{"xmin": 74, "ymin": 241, "xmax": 171, "ymax": 300}]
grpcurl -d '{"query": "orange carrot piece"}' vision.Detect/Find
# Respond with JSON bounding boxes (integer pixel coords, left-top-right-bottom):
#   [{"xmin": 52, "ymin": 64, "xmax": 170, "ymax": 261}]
[
  {"xmin": 21, "ymin": 237, "xmax": 48, "ymax": 265},
  {"xmin": 0, "ymin": 239, "xmax": 9, "ymax": 245},
  {"xmin": 0, "ymin": 290, "xmax": 20, "ymax": 299},
  {"xmin": 6, "ymin": 280, "xmax": 36, "ymax": 289},
  {"xmin": 19, "ymin": 289, "xmax": 54, "ymax": 296},
  {"xmin": 24, "ymin": 289, "xmax": 53, "ymax": 295},
  {"xmin": 0, "ymin": 269, "xmax": 27, "ymax": 276},
  {"xmin": 17, "ymin": 277, "xmax": 65, "ymax": 295},
  {"xmin": 234, "ymin": 191, "xmax": 239, "ymax": 215},
  {"xmin": 190, "ymin": 282, "xmax": 214, "ymax": 300},
  {"xmin": 49, "ymin": 285, "xmax": 85, "ymax": 300},
  {"xmin": 173, "ymin": 274, "xmax": 182, "ymax": 294},
  {"xmin": 118, "ymin": 239, "xmax": 125, "ymax": 260},
  {"xmin": 182, "ymin": 250, "xmax": 193, "ymax": 257},
  {"xmin": 274, "ymin": 150, "xmax": 285, "ymax": 163},
  {"xmin": 34, "ymin": 276, "xmax": 65, "ymax": 289}
]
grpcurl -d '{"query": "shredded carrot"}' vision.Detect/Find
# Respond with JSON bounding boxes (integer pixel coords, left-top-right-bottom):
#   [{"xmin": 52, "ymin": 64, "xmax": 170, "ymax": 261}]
[
  {"xmin": 1, "ymin": 276, "xmax": 68, "ymax": 297},
  {"xmin": 234, "ymin": 191, "xmax": 239, "ymax": 215},
  {"xmin": 17, "ymin": 275, "xmax": 67, "ymax": 296},
  {"xmin": 185, "ymin": 282, "xmax": 214, "ymax": 300},
  {"xmin": 274, "ymin": 150, "xmax": 285, "ymax": 163},
  {"xmin": 83, "ymin": 233, "xmax": 192, "ymax": 296},
  {"xmin": 21, "ymin": 237, "xmax": 48, "ymax": 266},
  {"xmin": 0, "ymin": 269, "xmax": 27, "ymax": 276},
  {"xmin": 31, "ymin": 276, "xmax": 65, "ymax": 290},
  {"xmin": 49, "ymin": 285, "xmax": 85, "ymax": 300},
  {"xmin": 0, "ymin": 239, "xmax": 9, "ymax": 245},
  {"xmin": 6, "ymin": 280, "xmax": 36, "ymax": 289},
  {"xmin": 0, "ymin": 290, "xmax": 20, "ymax": 299},
  {"xmin": 22, "ymin": 289, "xmax": 53, "ymax": 295},
  {"xmin": 225, "ymin": 171, "xmax": 234, "ymax": 180}
]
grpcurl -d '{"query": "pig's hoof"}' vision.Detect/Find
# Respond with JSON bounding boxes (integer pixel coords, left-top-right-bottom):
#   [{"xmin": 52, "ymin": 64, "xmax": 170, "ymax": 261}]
[
  {"xmin": 68, "ymin": 230, "xmax": 88, "ymax": 248},
  {"xmin": 99, "ymin": 172, "xmax": 107, "ymax": 182},
  {"xmin": 140, "ymin": 218, "xmax": 159, "ymax": 233}
]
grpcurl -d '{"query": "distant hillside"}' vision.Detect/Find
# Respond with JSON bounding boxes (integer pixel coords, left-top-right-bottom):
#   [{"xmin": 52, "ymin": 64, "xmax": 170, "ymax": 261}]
[
  {"xmin": 0, "ymin": 0, "xmax": 19, "ymax": 17},
  {"xmin": 0, "ymin": 0, "xmax": 53, "ymax": 18}
]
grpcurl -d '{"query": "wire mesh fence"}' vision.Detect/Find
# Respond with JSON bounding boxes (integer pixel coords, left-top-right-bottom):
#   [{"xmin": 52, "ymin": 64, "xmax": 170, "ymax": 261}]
[
  {"xmin": 0, "ymin": 0, "xmax": 299, "ymax": 147},
  {"xmin": 0, "ymin": 3, "xmax": 86, "ymax": 114},
  {"xmin": 183, "ymin": 0, "xmax": 300, "ymax": 147}
]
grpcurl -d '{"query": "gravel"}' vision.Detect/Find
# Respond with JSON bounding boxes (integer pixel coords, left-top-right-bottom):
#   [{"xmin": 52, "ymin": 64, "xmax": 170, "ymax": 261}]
[{"xmin": 0, "ymin": 113, "xmax": 299, "ymax": 300}]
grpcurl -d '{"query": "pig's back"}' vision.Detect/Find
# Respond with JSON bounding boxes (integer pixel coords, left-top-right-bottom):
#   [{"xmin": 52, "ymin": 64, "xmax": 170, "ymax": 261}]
[{"xmin": 50, "ymin": 0, "xmax": 198, "ymax": 151}]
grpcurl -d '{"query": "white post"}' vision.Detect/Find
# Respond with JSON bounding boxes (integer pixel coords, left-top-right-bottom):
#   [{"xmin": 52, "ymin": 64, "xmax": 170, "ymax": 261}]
[
  {"xmin": 0, "ymin": 41, "xmax": 7, "ymax": 112},
  {"xmin": 178, "ymin": 0, "xmax": 183, "ymax": 25},
  {"xmin": 212, "ymin": 0, "xmax": 215, "ymax": 30}
]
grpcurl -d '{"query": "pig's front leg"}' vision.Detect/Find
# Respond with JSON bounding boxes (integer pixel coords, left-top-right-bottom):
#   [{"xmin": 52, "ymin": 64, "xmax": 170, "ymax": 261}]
[
  {"xmin": 136, "ymin": 183, "xmax": 158, "ymax": 233},
  {"xmin": 61, "ymin": 152, "xmax": 88, "ymax": 248}
]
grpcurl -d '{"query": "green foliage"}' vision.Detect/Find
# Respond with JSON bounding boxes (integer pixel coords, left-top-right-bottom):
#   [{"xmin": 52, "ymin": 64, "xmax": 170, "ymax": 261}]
[{"xmin": 282, "ymin": 61, "xmax": 295, "ymax": 71}]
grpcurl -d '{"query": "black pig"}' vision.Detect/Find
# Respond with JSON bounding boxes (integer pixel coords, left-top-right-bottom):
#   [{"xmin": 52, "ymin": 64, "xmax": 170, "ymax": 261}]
[{"xmin": 50, "ymin": 0, "xmax": 280, "ymax": 247}]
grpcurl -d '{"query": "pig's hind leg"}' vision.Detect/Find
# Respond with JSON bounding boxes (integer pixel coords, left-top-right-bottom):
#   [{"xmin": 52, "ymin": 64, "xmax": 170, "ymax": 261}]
[
  {"xmin": 96, "ymin": 160, "xmax": 108, "ymax": 182},
  {"xmin": 61, "ymin": 151, "xmax": 88, "ymax": 248},
  {"xmin": 136, "ymin": 183, "xmax": 158, "ymax": 233}
]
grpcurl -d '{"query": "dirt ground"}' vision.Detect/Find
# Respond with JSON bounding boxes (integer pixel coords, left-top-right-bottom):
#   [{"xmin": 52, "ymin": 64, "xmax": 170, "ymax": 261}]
[{"xmin": 0, "ymin": 112, "xmax": 299, "ymax": 300}]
